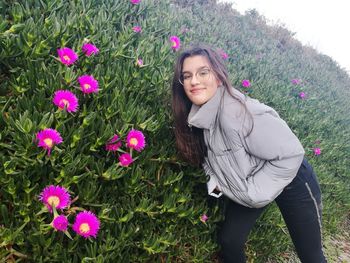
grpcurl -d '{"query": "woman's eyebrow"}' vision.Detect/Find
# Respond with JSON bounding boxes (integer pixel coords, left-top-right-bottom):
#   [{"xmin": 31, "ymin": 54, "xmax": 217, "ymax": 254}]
[{"xmin": 182, "ymin": 66, "xmax": 210, "ymax": 74}]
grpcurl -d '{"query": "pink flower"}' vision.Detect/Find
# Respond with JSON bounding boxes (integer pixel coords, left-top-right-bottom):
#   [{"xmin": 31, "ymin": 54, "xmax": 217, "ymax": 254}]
[
  {"xmin": 241, "ymin": 79, "xmax": 251, "ymax": 88},
  {"xmin": 53, "ymin": 90, "xmax": 79, "ymax": 113},
  {"xmin": 126, "ymin": 129, "xmax": 146, "ymax": 152},
  {"xmin": 218, "ymin": 49, "xmax": 229, "ymax": 60},
  {"xmin": 36, "ymin": 128, "xmax": 63, "ymax": 156},
  {"xmin": 119, "ymin": 153, "xmax": 133, "ymax": 167},
  {"xmin": 52, "ymin": 215, "xmax": 69, "ymax": 231},
  {"xmin": 169, "ymin": 36, "xmax": 181, "ymax": 51},
  {"xmin": 130, "ymin": 0, "xmax": 141, "ymax": 4},
  {"xmin": 136, "ymin": 58, "xmax": 143, "ymax": 67},
  {"xmin": 82, "ymin": 43, "xmax": 99, "ymax": 56},
  {"xmin": 200, "ymin": 214, "xmax": 208, "ymax": 223},
  {"xmin": 57, "ymin": 47, "xmax": 78, "ymax": 66},
  {"xmin": 299, "ymin": 92, "xmax": 306, "ymax": 99},
  {"xmin": 313, "ymin": 148, "xmax": 321, "ymax": 156},
  {"xmin": 72, "ymin": 211, "xmax": 100, "ymax": 239},
  {"xmin": 132, "ymin": 26, "xmax": 142, "ymax": 33},
  {"xmin": 105, "ymin": 134, "xmax": 122, "ymax": 152},
  {"xmin": 39, "ymin": 185, "xmax": 70, "ymax": 212},
  {"xmin": 291, "ymin": 79, "xmax": 302, "ymax": 85},
  {"xmin": 78, "ymin": 75, "xmax": 99, "ymax": 94}
]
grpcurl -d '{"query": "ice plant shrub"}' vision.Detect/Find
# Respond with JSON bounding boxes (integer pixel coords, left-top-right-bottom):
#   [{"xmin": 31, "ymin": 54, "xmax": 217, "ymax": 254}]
[
  {"xmin": 169, "ymin": 36, "xmax": 181, "ymax": 51},
  {"xmin": 36, "ymin": 128, "xmax": 63, "ymax": 155},
  {"xmin": 119, "ymin": 153, "xmax": 133, "ymax": 167},
  {"xmin": 132, "ymin": 26, "xmax": 142, "ymax": 33},
  {"xmin": 200, "ymin": 214, "xmax": 209, "ymax": 223},
  {"xmin": 313, "ymin": 147, "xmax": 321, "ymax": 156},
  {"xmin": 126, "ymin": 129, "xmax": 146, "ymax": 152},
  {"xmin": 242, "ymin": 79, "xmax": 251, "ymax": 88},
  {"xmin": 105, "ymin": 134, "xmax": 122, "ymax": 152},
  {"xmin": 82, "ymin": 43, "xmax": 99, "ymax": 56},
  {"xmin": 52, "ymin": 215, "xmax": 69, "ymax": 232},
  {"xmin": 52, "ymin": 90, "xmax": 79, "ymax": 113},
  {"xmin": 39, "ymin": 185, "xmax": 71, "ymax": 212},
  {"xmin": 57, "ymin": 47, "xmax": 78, "ymax": 66},
  {"xmin": 130, "ymin": 0, "xmax": 141, "ymax": 4},
  {"xmin": 1, "ymin": 0, "xmax": 349, "ymax": 261},
  {"xmin": 72, "ymin": 211, "xmax": 100, "ymax": 239},
  {"xmin": 78, "ymin": 75, "xmax": 99, "ymax": 94},
  {"xmin": 299, "ymin": 91, "xmax": 306, "ymax": 99}
]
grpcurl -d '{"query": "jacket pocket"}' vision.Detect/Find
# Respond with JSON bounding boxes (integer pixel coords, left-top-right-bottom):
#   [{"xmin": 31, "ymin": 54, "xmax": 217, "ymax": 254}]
[{"xmin": 208, "ymin": 147, "xmax": 258, "ymax": 193}]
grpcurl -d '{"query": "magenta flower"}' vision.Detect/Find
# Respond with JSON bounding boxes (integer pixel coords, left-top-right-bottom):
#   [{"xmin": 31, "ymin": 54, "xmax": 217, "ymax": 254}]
[
  {"xmin": 126, "ymin": 129, "xmax": 146, "ymax": 152},
  {"xmin": 218, "ymin": 49, "xmax": 229, "ymax": 60},
  {"xmin": 241, "ymin": 79, "xmax": 251, "ymax": 88},
  {"xmin": 53, "ymin": 90, "xmax": 79, "ymax": 113},
  {"xmin": 298, "ymin": 92, "xmax": 306, "ymax": 99},
  {"xmin": 52, "ymin": 215, "xmax": 69, "ymax": 231},
  {"xmin": 82, "ymin": 43, "xmax": 99, "ymax": 56},
  {"xmin": 136, "ymin": 58, "xmax": 143, "ymax": 67},
  {"xmin": 105, "ymin": 134, "xmax": 122, "ymax": 152},
  {"xmin": 39, "ymin": 185, "xmax": 70, "ymax": 212},
  {"xmin": 57, "ymin": 47, "xmax": 78, "ymax": 66},
  {"xmin": 313, "ymin": 148, "xmax": 321, "ymax": 156},
  {"xmin": 132, "ymin": 26, "xmax": 142, "ymax": 33},
  {"xmin": 36, "ymin": 128, "xmax": 63, "ymax": 156},
  {"xmin": 291, "ymin": 78, "xmax": 302, "ymax": 85},
  {"xmin": 200, "ymin": 214, "xmax": 208, "ymax": 223},
  {"xmin": 119, "ymin": 153, "xmax": 133, "ymax": 167},
  {"xmin": 169, "ymin": 36, "xmax": 181, "ymax": 51},
  {"xmin": 78, "ymin": 75, "xmax": 99, "ymax": 94},
  {"xmin": 130, "ymin": 0, "xmax": 141, "ymax": 4},
  {"xmin": 72, "ymin": 211, "xmax": 100, "ymax": 239}
]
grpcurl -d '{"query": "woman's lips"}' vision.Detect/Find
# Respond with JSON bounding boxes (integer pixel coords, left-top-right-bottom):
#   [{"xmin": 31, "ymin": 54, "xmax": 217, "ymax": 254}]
[{"xmin": 190, "ymin": 88, "xmax": 204, "ymax": 94}]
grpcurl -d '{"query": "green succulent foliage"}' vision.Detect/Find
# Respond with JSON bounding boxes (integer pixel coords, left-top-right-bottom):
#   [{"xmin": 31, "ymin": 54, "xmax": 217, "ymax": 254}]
[{"xmin": 1, "ymin": 0, "xmax": 349, "ymax": 262}]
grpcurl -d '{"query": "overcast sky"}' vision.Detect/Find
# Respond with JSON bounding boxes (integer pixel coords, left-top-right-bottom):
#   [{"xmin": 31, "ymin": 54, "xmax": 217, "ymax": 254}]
[{"xmin": 218, "ymin": 0, "xmax": 350, "ymax": 74}]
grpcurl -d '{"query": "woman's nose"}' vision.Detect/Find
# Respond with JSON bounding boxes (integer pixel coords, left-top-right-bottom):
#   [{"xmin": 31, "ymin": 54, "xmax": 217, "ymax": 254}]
[{"xmin": 190, "ymin": 74, "xmax": 200, "ymax": 85}]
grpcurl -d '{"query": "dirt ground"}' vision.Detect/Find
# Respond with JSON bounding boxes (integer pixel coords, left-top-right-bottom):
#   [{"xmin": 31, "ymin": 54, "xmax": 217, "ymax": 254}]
[{"xmin": 324, "ymin": 234, "xmax": 350, "ymax": 263}]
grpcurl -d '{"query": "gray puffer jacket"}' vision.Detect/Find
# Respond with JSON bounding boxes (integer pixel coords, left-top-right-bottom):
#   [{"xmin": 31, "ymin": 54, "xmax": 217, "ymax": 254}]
[{"xmin": 188, "ymin": 86, "xmax": 305, "ymax": 208}]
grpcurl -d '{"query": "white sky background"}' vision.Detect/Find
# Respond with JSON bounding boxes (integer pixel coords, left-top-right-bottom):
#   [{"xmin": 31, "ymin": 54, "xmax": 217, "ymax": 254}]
[{"xmin": 217, "ymin": 0, "xmax": 350, "ymax": 74}]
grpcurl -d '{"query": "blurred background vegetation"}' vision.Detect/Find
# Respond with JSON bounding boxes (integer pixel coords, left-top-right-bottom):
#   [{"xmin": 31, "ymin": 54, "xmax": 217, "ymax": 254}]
[{"xmin": 1, "ymin": 0, "xmax": 349, "ymax": 262}]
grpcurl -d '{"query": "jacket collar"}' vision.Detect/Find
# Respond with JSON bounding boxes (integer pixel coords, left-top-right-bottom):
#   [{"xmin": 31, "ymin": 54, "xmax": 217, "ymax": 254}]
[{"xmin": 187, "ymin": 86, "xmax": 225, "ymax": 130}]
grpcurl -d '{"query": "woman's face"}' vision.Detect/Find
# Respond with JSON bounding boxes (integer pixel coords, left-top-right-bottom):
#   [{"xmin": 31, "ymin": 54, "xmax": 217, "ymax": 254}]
[{"xmin": 181, "ymin": 55, "xmax": 221, "ymax": 106}]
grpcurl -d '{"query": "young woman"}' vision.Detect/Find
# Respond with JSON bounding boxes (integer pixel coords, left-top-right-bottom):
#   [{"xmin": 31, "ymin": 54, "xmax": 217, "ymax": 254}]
[{"xmin": 171, "ymin": 44, "xmax": 327, "ymax": 263}]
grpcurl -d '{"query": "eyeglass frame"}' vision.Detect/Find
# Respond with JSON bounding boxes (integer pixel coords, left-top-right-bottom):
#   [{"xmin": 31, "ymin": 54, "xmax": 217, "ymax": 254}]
[{"xmin": 179, "ymin": 67, "xmax": 213, "ymax": 85}]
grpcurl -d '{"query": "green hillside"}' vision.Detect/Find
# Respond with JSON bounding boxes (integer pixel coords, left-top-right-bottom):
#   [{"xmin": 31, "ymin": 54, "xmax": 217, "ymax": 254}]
[{"xmin": 1, "ymin": 0, "xmax": 349, "ymax": 262}]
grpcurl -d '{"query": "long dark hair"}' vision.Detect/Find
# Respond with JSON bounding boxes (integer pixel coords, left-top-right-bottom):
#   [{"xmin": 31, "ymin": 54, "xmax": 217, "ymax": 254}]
[{"xmin": 171, "ymin": 44, "xmax": 253, "ymax": 167}]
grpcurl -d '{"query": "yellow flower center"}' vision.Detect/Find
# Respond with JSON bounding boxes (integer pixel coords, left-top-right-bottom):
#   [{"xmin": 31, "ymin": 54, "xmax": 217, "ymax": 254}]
[
  {"xmin": 79, "ymin": 223, "xmax": 90, "ymax": 233},
  {"xmin": 172, "ymin": 41, "xmax": 176, "ymax": 47},
  {"xmin": 129, "ymin": 138, "xmax": 138, "ymax": 146},
  {"xmin": 44, "ymin": 138, "xmax": 53, "ymax": 148},
  {"xmin": 63, "ymin": 55, "xmax": 70, "ymax": 62},
  {"xmin": 47, "ymin": 196, "xmax": 60, "ymax": 207},
  {"xmin": 83, "ymin": 84, "xmax": 91, "ymax": 90},
  {"xmin": 59, "ymin": 99, "xmax": 70, "ymax": 109}
]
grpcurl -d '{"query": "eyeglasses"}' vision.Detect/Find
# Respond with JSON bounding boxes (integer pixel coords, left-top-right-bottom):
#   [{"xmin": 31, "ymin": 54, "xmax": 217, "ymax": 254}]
[{"xmin": 179, "ymin": 68, "xmax": 212, "ymax": 85}]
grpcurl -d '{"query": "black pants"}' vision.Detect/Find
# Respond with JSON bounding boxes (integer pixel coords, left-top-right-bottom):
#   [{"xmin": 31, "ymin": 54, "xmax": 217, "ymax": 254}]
[{"xmin": 218, "ymin": 158, "xmax": 327, "ymax": 263}]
